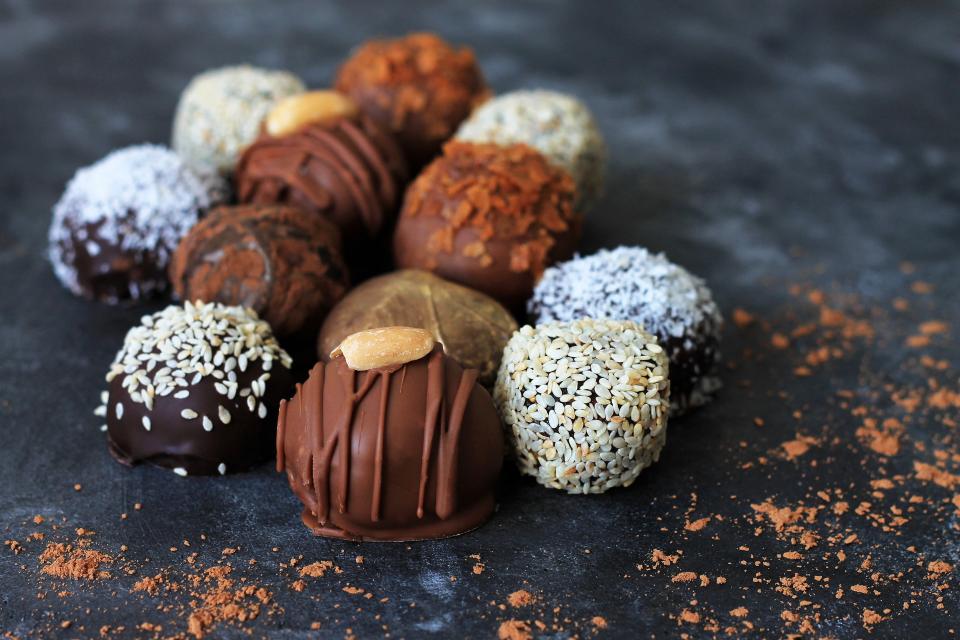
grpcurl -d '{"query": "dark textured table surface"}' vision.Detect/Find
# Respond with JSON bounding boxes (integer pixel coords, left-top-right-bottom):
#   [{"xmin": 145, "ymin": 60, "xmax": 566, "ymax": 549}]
[{"xmin": 2, "ymin": 1, "xmax": 959, "ymax": 638}]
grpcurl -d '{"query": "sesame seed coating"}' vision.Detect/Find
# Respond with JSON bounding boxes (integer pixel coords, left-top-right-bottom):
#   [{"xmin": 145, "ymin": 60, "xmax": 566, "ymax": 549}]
[
  {"xmin": 528, "ymin": 246, "xmax": 723, "ymax": 415},
  {"xmin": 172, "ymin": 65, "xmax": 305, "ymax": 176},
  {"xmin": 494, "ymin": 319, "xmax": 670, "ymax": 494},
  {"xmin": 455, "ymin": 90, "xmax": 606, "ymax": 209}
]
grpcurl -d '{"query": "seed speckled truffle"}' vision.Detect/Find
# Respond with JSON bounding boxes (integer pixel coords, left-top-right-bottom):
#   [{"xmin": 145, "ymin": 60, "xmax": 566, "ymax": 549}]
[
  {"xmin": 527, "ymin": 246, "xmax": 723, "ymax": 415},
  {"xmin": 456, "ymin": 90, "xmax": 606, "ymax": 209},
  {"xmin": 494, "ymin": 319, "xmax": 670, "ymax": 494},
  {"xmin": 48, "ymin": 144, "xmax": 214, "ymax": 304},
  {"xmin": 172, "ymin": 65, "xmax": 306, "ymax": 176},
  {"xmin": 96, "ymin": 301, "xmax": 294, "ymax": 476}
]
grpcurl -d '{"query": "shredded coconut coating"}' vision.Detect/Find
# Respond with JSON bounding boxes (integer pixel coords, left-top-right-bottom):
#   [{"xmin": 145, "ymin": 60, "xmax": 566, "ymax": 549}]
[
  {"xmin": 528, "ymin": 247, "xmax": 723, "ymax": 413},
  {"xmin": 455, "ymin": 90, "xmax": 606, "ymax": 209},
  {"xmin": 172, "ymin": 65, "xmax": 305, "ymax": 176},
  {"xmin": 48, "ymin": 144, "xmax": 213, "ymax": 299},
  {"xmin": 494, "ymin": 319, "xmax": 670, "ymax": 494}
]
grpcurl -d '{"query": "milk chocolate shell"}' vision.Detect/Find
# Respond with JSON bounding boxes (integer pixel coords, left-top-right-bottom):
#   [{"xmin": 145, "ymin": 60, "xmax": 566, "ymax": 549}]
[
  {"xmin": 169, "ymin": 204, "xmax": 349, "ymax": 338},
  {"xmin": 393, "ymin": 141, "xmax": 581, "ymax": 312},
  {"xmin": 318, "ymin": 270, "xmax": 517, "ymax": 387},
  {"xmin": 277, "ymin": 328, "xmax": 503, "ymax": 541},
  {"xmin": 97, "ymin": 302, "xmax": 294, "ymax": 476}
]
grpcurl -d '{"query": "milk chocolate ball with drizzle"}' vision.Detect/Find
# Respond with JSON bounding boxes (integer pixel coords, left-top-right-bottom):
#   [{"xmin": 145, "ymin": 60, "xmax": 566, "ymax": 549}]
[
  {"xmin": 169, "ymin": 204, "xmax": 349, "ymax": 338},
  {"xmin": 234, "ymin": 91, "xmax": 408, "ymax": 261},
  {"xmin": 277, "ymin": 327, "xmax": 503, "ymax": 541},
  {"xmin": 96, "ymin": 301, "xmax": 294, "ymax": 476}
]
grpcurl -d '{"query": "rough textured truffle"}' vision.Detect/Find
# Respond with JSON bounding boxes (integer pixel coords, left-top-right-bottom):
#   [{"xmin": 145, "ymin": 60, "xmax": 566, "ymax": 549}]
[
  {"xmin": 277, "ymin": 332, "xmax": 503, "ymax": 541},
  {"xmin": 169, "ymin": 204, "xmax": 349, "ymax": 338},
  {"xmin": 234, "ymin": 115, "xmax": 408, "ymax": 256},
  {"xmin": 494, "ymin": 319, "xmax": 670, "ymax": 494},
  {"xmin": 393, "ymin": 141, "xmax": 582, "ymax": 311},
  {"xmin": 172, "ymin": 65, "xmax": 305, "ymax": 176},
  {"xmin": 48, "ymin": 145, "xmax": 213, "ymax": 304},
  {"xmin": 318, "ymin": 270, "xmax": 517, "ymax": 387},
  {"xmin": 334, "ymin": 32, "xmax": 490, "ymax": 169},
  {"xmin": 456, "ymin": 90, "xmax": 606, "ymax": 209},
  {"xmin": 97, "ymin": 301, "xmax": 294, "ymax": 476},
  {"xmin": 528, "ymin": 246, "xmax": 722, "ymax": 414}
]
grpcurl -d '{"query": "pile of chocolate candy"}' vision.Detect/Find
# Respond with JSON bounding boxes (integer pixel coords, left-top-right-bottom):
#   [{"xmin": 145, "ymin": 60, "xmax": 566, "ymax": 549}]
[{"xmin": 56, "ymin": 33, "xmax": 722, "ymax": 542}]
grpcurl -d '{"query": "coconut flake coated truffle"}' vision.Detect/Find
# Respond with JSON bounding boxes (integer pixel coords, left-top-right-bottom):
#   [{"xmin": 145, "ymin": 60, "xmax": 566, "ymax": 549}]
[
  {"xmin": 334, "ymin": 33, "xmax": 490, "ymax": 169},
  {"xmin": 172, "ymin": 65, "xmax": 306, "ymax": 176},
  {"xmin": 393, "ymin": 141, "xmax": 582, "ymax": 312},
  {"xmin": 278, "ymin": 328, "xmax": 503, "ymax": 541},
  {"xmin": 456, "ymin": 90, "xmax": 606, "ymax": 209},
  {"xmin": 169, "ymin": 204, "xmax": 349, "ymax": 338},
  {"xmin": 494, "ymin": 319, "xmax": 670, "ymax": 494},
  {"xmin": 96, "ymin": 301, "xmax": 294, "ymax": 476},
  {"xmin": 48, "ymin": 144, "xmax": 213, "ymax": 304},
  {"xmin": 527, "ymin": 246, "xmax": 723, "ymax": 415}
]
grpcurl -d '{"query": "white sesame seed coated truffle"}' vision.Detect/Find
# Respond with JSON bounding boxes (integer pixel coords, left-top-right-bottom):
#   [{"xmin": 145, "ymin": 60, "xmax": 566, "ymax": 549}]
[
  {"xmin": 455, "ymin": 89, "xmax": 606, "ymax": 209},
  {"xmin": 172, "ymin": 65, "xmax": 306, "ymax": 176},
  {"xmin": 528, "ymin": 246, "xmax": 723, "ymax": 415},
  {"xmin": 494, "ymin": 318, "xmax": 670, "ymax": 494},
  {"xmin": 96, "ymin": 301, "xmax": 294, "ymax": 476},
  {"xmin": 48, "ymin": 144, "xmax": 215, "ymax": 304}
]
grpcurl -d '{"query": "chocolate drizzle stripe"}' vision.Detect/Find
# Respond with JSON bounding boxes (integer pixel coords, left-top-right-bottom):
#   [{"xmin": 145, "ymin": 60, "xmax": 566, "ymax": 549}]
[
  {"xmin": 306, "ymin": 126, "xmax": 381, "ymax": 233},
  {"xmin": 309, "ymin": 365, "xmax": 325, "ymax": 508},
  {"xmin": 370, "ymin": 376, "xmax": 389, "ymax": 522},
  {"xmin": 417, "ymin": 350, "xmax": 445, "ymax": 518},
  {"xmin": 276, "ymin": 399, "xmax": 287, "ymax": 472},
  {"xmin": 436, "ymin": 368, "xmax": 477, "ymax": 519}
]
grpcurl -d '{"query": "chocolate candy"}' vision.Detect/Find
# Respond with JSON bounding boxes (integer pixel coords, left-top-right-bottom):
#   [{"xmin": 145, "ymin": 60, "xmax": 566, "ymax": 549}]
[
  {"xmin": 528, "ymin": 247, "xmax": 723, "ymax": 415},
  {"xmin": 495, "ymin": 319, "xmax": 670, "ymax": 494},
  {"xmin": 277, "ymin": 327, "xmax": 503, "ymax": 541},
  {"xmin": 97, "ymin": 302, "xmax": 294, "ymax": 476},
  {"xmin": 335, "ymin": 33, "xmax": 490, "ymax": 169},
  {"xmin": 234, "ymin": 100, "xmax": 407, "ymax": 271},
  {"xmin": 172, "ymin": 65, "xmax": 305, "ymax": 176},
  {"xmin": 393, "ymin": 141, "xmax": 581, "ymax": 312},
  {"xmin": 318, "ymin": 270, "xmax": 517, "ymax": 387},
  {"xmin": 48, "ymin": 145, "xmax": 214, "ymax": 304},
  {"xmin": 169, "ymin": 204, "xmax": 349, "ymax": 339}
]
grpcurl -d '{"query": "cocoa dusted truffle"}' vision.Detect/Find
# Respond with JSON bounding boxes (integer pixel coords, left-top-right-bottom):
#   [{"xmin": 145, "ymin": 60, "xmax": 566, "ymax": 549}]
[
  {"xmin": 318, "ymin": 270, "xmax": 517, "ymax": 387},
  {"xmin": 334, "ymin": 33, "xmax": 490, "ymax": 169},
  {"xmin": 96, "ymin": 301, "xmax": 294, "ymax": 476},
  {"xmin": 455, "ymin": 90, "xmax": 607, "ymax": 210},
  {"xmin": 393, "ymin": 141, "xmax": 582, "ymax": 311},
  {"xmin": 234, "ymin": 91, "xmax": 408, "ymax": 261},
  {"xmin": 495, "ymin": 319, "xmax": 670, "ymax": 494},
  {"xmin": 169, "ymin": 204, "xmax": 349, "ymax": 338},
  {"xmin": 528, "ymin": 247, "xmax": 722, "ymax": 415},
  {"xmin": 277, "ymin": 327, "xmax": 503, "ymax": 541},
  {"xmin": 48, "ymin": 145, "xmax": 214, "ymax": 304},
  {"xmin": 172, "ymin": 65, "xmax": 306, "ymax": 176}
]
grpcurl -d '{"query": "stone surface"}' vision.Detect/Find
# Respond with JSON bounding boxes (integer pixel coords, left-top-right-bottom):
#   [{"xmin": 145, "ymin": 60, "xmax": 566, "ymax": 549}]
[{"xmin": 1, "ymin": 1, "xmax": 959, "ymax": 638}]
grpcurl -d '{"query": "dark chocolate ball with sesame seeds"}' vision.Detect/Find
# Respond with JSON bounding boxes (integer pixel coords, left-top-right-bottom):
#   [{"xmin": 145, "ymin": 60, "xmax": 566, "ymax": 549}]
[
  {"xmin": 99, "ymin": 301, "xmax": 294, "ymax": 476},
  {"xmin": 393, "ymin": 141, "xmax": 581, "ymax": 312}
]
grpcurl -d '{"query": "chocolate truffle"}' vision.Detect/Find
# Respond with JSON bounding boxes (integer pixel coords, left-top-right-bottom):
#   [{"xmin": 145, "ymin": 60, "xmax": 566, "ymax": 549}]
[
  {"xmin": 494, "ymin": 319, "xmax": 670, "ymax": 494},
  {"xmin": 527, "ymin": 247, "xmax": 722, "ymax": 415},
  {"xmin": 169, "ymin": 204, "xmax": 349, "ymax": 338},
  {"xmin": 393, "ymin": 141, "xmax": 582, "ymax": 311},
  {"xmin": 172, "ymin": 65, "xmax": 305, "ymax": 176},
  {"xmin": 318, "ymin": 270, "xmax": 517, "ymax": 387},
  {"xmin": 96, "ymin": 301, "xmax": 294, "ymax": 476},
  {"xmin": 455, "ymin": 90, "xmax": 606, "ymax": 209},
  {"xmin": 334, "ymin": 33, "xmax": 490, "ymax": 169},
  {"xmin": 277, "ymin": 327, "xmax": 504, "ymax": 541},
  {"xmin": 234, "ymin": 92, "xmax": 408, "ymax": 257},
  {"xmin": 48, "ymin": 145, "xmax": 214, "ymax": 304}
]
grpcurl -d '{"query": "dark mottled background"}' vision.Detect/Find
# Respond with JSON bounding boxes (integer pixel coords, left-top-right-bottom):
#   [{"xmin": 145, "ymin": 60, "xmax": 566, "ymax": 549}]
[{"xmin": 1, "ymin": 1, "xmax": 959, "ymax": 638}]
